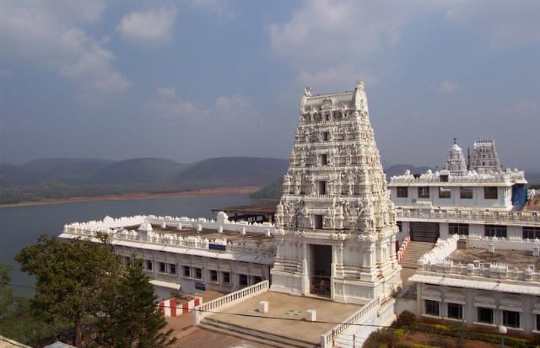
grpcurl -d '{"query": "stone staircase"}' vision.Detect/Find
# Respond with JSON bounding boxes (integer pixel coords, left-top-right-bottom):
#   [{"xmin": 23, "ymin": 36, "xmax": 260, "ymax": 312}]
[
  {"xmin": 400, "ymin": 241, "xmax": 435, "ymax": 269},
  {"xmin": 200, "ymin": 317, "xmax": 319, "ymax": 348}
]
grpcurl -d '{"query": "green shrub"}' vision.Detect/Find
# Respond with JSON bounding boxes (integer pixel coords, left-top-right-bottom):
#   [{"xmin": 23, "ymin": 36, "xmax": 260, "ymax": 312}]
[
  {"xmin": 364, "ymin": 328, "xmax": 398, "ymax": 348},
  {"xmin": 394, "ymin": 311, "xmax": 417, "ymax": 329}
]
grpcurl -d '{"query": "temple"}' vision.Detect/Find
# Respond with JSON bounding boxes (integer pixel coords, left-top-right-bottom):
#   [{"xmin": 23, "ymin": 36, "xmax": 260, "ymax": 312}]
[
  {"xmin": 271, "ymin": 81, "xmax": 401, "ymax": 303},
  {"xmin": 59, "ymin": 82, "xmax": 540, "ymax": 346}
]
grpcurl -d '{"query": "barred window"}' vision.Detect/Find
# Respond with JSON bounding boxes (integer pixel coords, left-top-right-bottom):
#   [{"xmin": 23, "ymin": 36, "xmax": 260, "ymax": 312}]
[
  {"xmin": 523, "ymin": 227, "xmax": 540, "ymax": 240},
  {"xmin": 449, "ymin": 223, "xmax": 469, "ymax": 236},
  {"xmin": 503, "ymin": 310, "xmax": 520, "ymax": 328},
  {"xmin": 484, "ymin": 187, "xmax": 498, "ymax": 199},
  {"xmin": 424, "ymin": 300, "xmax": 439, "ymax": 316},
  {"xmin": 477, "ymin": 307, "xmax": 493, "ymax": 324},
  {"xmin": 460, "ymin": 187, "xmax": 473, "ymax": 199},
  {"xmin": 484, "ymin": 225, "xmax": 507, "ymax": 238},
  {"xmin": 418, "ymin": 187, "xmax": 430, "ymax": 199},
  {"xmin": 159, "ymin": 262, "xmax": 166, "ymax": 273},
  {"xmin": 447, "ymin": 303, "xmax": 463, "ymax": 320},
  {"xmin": 210, "ymin": 270, "xmax": 218, "ymax": 282},
  {"xmin": 439, "ymin": 187, "xmax": 451, "ymax": 199},
  {"xmin": 397, "ymin": 187, "xmax": 408, "ymax": 198}
]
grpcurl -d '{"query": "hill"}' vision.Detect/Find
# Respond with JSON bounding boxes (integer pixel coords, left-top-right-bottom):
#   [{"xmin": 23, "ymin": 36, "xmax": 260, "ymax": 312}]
[
  {"xmin": 0, "ymin": 158, "xmax": 114, "ymax": 186},
  {"xmin": 0, "ymin": 157, "xmax": 289, "ymax": 205},
  {"xmin": 174, "ymin": 157, "xmax": 288, "ymax": 189},
  {"xmin": 89, "ymin": 158, "xmax": 188, "ymax": 186}
]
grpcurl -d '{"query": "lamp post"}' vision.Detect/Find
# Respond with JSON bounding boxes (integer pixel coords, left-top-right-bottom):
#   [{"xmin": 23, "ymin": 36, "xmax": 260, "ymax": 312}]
[{"xmin": 498, "ymin": 325, "xmax": 507, "ymax": 348}]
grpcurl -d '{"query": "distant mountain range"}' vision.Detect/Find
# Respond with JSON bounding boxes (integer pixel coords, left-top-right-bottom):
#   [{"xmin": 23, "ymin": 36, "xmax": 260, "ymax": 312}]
[
  {"xmin": 0, "ymin": 157, "xmax": 289, "ymax": 204},
  {"xmin": 2, "ymin": 157, "xmax": 534, "ymax": 205}
]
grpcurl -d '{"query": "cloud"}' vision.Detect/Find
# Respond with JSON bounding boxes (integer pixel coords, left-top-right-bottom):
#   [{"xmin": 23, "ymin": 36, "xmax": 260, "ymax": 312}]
[
  {"xmin": 445, "ymin": 0, "xmax": 540, "ymax": 48},
  {"xmin": 439, "ymin": 80, "xmax": 459, "ymax": 94},
  {"xmin": 269, "ymin": 0, "xmax": 540, "ymax": 88},
  {"xmin": 0, "ymin": 0, "xmax": 129, "ymax": 94},
  {"xmin": 151, "ymin": 88, "xmax": 203, "ymax": 117},
  {"xmin": 190, "ymin": 0, "xmax": 234, "ymax": 17},
  {"xmin": 269, "ymin": 0, "xmax": 433, "ymax": 89},
  {"xmin": 117, "ymin": 7, "xmax": 177, "ymax": 44},
  {"xmin": 148, "ymin": 88, "xmax": 256, "ymax": 121}
]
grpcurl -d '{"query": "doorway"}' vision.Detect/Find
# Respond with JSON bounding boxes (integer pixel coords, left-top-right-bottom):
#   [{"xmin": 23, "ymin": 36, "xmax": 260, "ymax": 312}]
[
  {"xmin": 410, "ymin": 222, "xmax": 440, "ymax": 242},
  {"xmin": 309, "ymin": 244, "xmax": 332, "ymax": 297}
]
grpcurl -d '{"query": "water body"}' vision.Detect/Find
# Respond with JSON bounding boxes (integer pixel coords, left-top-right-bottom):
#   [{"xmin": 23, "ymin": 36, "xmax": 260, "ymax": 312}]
[{"xmin": 0, "ymin": 194, "xmax": 251, "ymax": 296}]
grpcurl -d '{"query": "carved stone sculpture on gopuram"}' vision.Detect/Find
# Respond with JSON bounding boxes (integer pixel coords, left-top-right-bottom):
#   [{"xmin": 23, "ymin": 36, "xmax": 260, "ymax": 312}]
[{"xmin": 271, "ymin": 81, "xmax": 402, "ymax": 304}]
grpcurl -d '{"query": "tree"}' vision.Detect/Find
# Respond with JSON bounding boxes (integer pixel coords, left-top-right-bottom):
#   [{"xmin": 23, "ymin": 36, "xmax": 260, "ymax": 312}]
[
  {"xmin": 16, "ymin": 235, "xmax": 120, "ymax": 347},
  {"xmin": 0, "ymin": 264, "xmax": 12, "ymax": 319},
  {"xmin": 94, "ymin": 261, "xmax": 176, "ymax": 348}
]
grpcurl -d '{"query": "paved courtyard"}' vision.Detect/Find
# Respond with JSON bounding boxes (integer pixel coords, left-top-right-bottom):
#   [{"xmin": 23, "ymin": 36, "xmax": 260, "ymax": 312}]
[{"xmin": 206, "ymin": 291, "xmax": 364, "ymax": 344}]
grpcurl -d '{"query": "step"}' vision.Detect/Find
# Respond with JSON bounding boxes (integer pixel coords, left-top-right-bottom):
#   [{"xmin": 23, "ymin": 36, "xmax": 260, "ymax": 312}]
[
  {"xmin": 201, "ymin": 317, "xmax": 318, "ymax": 348},
  {"xmin": 199, "ymin": 323, "xmax": 296, "ymax": 348}
]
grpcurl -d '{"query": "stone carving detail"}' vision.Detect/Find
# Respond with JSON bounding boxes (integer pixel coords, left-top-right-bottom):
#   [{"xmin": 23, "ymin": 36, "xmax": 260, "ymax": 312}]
[
  {"xmin": 272, "ymin": 81, "xmax": 401, "ymax": 300},
  {"xmin": 277, "ymin": 80, "xmax": 395, "ymax": 235}
]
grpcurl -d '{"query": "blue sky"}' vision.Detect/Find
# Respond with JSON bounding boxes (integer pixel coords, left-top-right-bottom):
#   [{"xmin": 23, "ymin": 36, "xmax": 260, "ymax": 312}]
[{"xmin": 0, "ymin": 0, "xmax": 539, "ymax": 171}]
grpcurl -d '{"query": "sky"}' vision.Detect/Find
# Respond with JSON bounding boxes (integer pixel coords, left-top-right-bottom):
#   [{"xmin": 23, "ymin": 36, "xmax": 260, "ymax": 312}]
[{"xmin": 0, "ymin": 0, "xmax": 539, "ymax": 171}]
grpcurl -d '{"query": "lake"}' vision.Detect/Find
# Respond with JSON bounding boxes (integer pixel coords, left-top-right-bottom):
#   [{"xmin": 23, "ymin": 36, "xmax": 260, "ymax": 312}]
[{"xmin": 0, "ymin": 194, "xmax": 252, "ymax": 296}]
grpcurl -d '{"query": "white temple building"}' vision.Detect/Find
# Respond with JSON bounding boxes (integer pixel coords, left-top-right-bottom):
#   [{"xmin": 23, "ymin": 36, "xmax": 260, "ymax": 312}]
[
  {"xmin": 59, "ymin": 82, "xmax": 540, "ymax": 345},
  {"xmin": 389, "ymin": 139, "xmax": 540, "ymax": 334},
  {"xmin": 270, "ymin": 81, "xmax": 401, "ymax": 304}
]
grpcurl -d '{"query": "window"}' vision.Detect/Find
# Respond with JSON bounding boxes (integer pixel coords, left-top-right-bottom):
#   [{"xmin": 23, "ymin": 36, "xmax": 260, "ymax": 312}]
[
  {"xmin": 322, "ymin": 131, "xmax": 330, "ymax": 141},
  {"xmin": 319, "ymin": 181, "xmax": 327, "ymax": 195},
  {"xmin": 159, "ymin": 262, "xmax": 166, "ymax": 273},
  {"xmin": 183, "ymin": 266, "xmax": 190, "ymax": 277},
  {"xmin": 484, "ymin": 187, "xmax": 498, "ymax": 199},
  {"xmin": 195, "ymin": 268, "xmax": 202, "ymax": 279},
  {"xmin": 223, "ymin": 272, "xmax": 231, "ymax": 284},
  {"xmin": 210, "ymin": 270, "xmax": 218, "ymax": 282},
  {"xmin": 125, "ymin": 256, "xmax": 131, "ymax": 266},
  {"xmin": 321, "ymin": 154, "xmax": 329, "ymax": 166},
  {"xmin": 523, "ymin": 227, "xmax": 540, "ymax": 240},
  {"xmin": 397, "ymin": 187, "xmax": 408, "ymax": 198},
  {"xmin": 169, "ymin": 264, "xmax": 176, "ymax": 275},
  {"xmin": 536, "ymin": 314, "xmax": 540, "ymax": 331},
  {"xmin": 503, "ymin": 310, "xmax": 520, "ymax": 328},
  {"xmin": 239, "ymin": 274, "xmax": 248, "ymax": 286},
  {"xmin": 447, "ymin": 303, "xmax": 463, "ymax": 320},
  {"xmin": 484, "ymin": 225, "xmax": 507, "ymax": 238},
  {"xmin": 145, "ymin": 260, "xmax": 153, "ymax": 271},
  {"xmin": 460, "ymin": 187, "xmax": 473, "ymax": 199},
  {"xmin": 314, "ymin": 215, "xmax": 324, "ymax": 229},
  {"xmin": 440, "ymin": 174, "xmax": 449, "ymax": 182},
  {"xmin": 449, "ymin": 223, "xmax": 469, "ymax": 236},
  {"xmin": 418, "ymin": 187, "xmax": 430, "ymax": 199},
  {"xmin": 425, "ymin": 300, "xmax": 439, "ymax": 316},
  {"xmin": 477, "ymin": 307, "xmax": 494, "ymax": 324},
  {"xmin": 397, "ymin": 221, "xmax": 402, "ymax": 233},
  {"xmin": 252, "ymin": 276, "xmax": 262, "ymax": 284},
  {"xmin": 439, "ymin": 187, "xmax": 451, "ymax": 199}
]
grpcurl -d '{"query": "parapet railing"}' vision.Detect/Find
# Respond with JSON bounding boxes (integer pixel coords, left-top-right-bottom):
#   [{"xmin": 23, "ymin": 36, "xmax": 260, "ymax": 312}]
[
  {"xmin": 193, "ymin": 280, "xmax": 269, "ymax": 324},
  {"xmin": 390, "ymin": 171, "xmax": 525, "ymax": 184},
  {"xmin": 396, "ymin": 207, "xmax": 540, "ymax": 226},
  {"xmin": 419, "ymin": 261, "xmax": 540, "ymax": 282},
  {"xmin": 63, "ymin": 227, "xmax": 274, "ymax": 259},
  {"xmin": 320, "ymin": 297, "xmax": 380, "ymax": 348},
  {"xmin": 397, "ymin": 236, "xmax": 410, "ymax": 263}
]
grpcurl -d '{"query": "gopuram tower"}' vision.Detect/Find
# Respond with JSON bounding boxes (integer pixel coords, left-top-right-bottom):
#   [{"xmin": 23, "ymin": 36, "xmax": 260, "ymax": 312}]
[{"xmin": 271, "ymin": 81, "xmax": 401, "ymax": 304}]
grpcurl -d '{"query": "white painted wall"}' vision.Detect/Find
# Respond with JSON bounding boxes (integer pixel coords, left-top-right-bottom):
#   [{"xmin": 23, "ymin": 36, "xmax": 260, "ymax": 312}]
[{"xmin": 390, "ymin": 186, "xmax": 512, "ymax": 210}]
